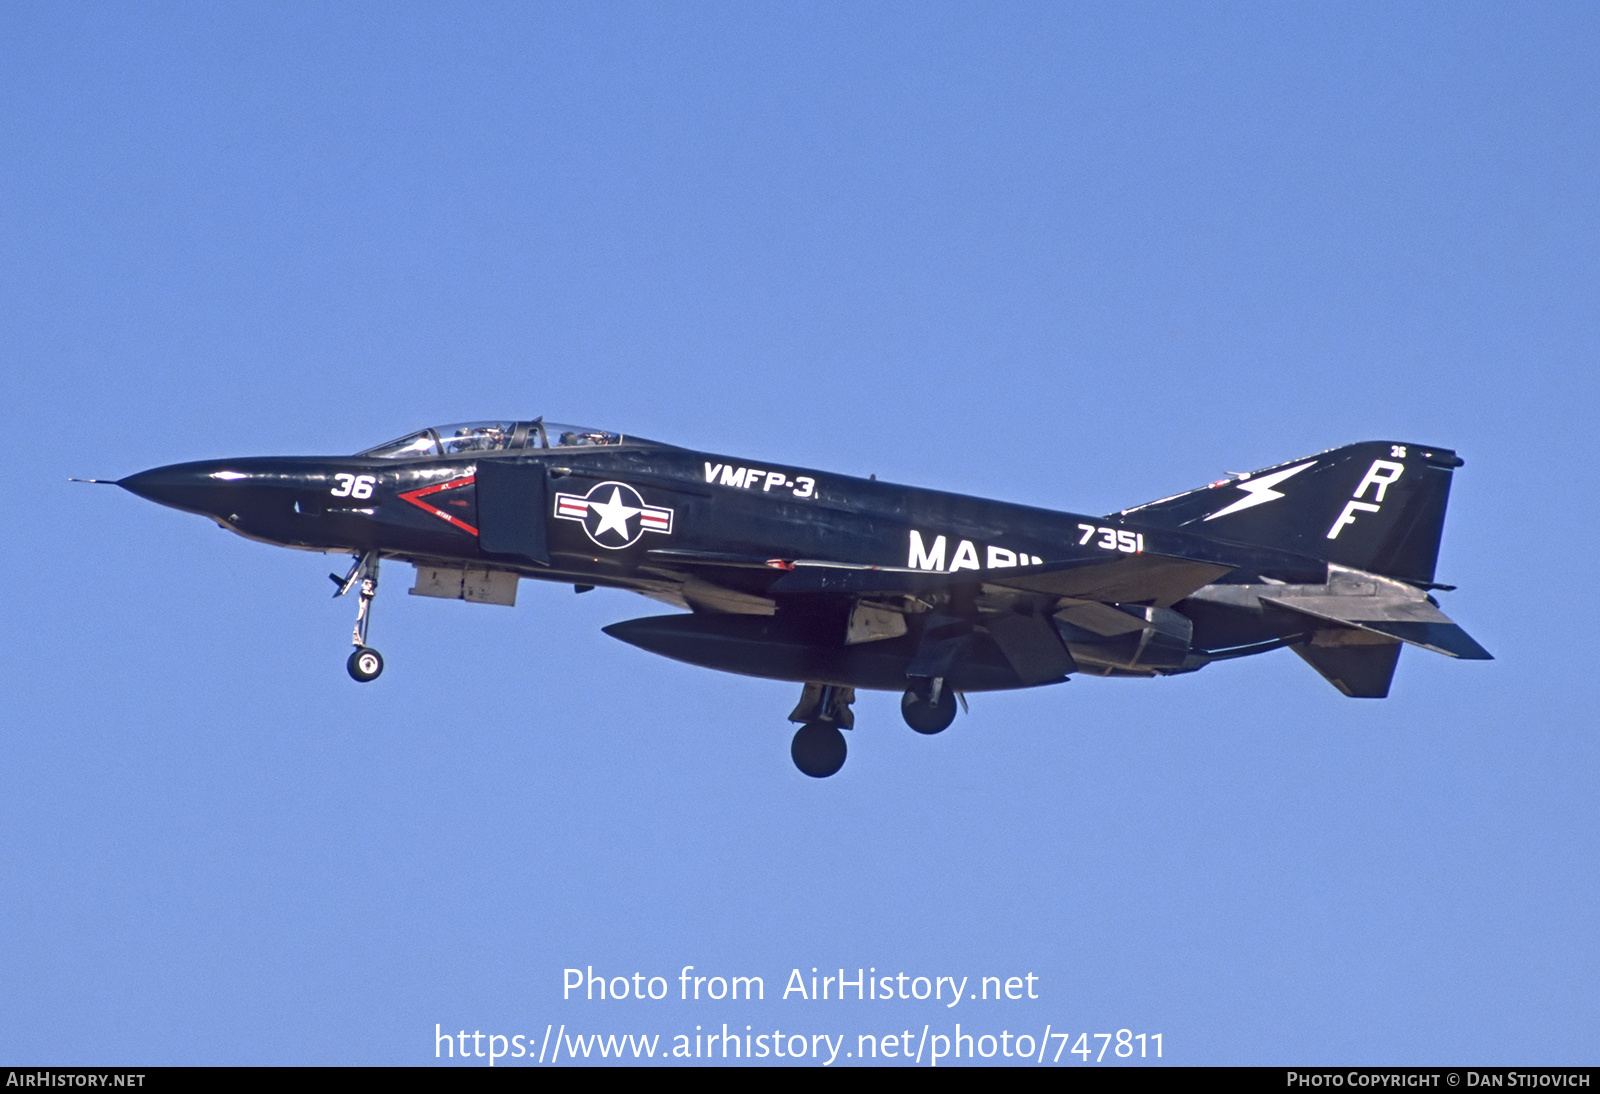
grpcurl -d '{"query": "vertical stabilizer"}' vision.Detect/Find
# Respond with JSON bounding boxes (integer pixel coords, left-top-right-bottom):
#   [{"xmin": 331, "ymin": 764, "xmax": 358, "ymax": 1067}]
[{"xmin": 1119, "ymin": 442, "xmax": 1463, "ymax": 585}]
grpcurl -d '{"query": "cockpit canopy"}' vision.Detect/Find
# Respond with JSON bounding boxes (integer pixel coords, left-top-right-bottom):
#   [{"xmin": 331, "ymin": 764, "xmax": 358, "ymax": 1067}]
[{"xmin": 358, "ymin": 419, "xmax": 638, "ymax": 459}]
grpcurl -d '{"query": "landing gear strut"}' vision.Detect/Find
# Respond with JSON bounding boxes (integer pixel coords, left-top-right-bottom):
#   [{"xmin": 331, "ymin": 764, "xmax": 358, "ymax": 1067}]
[
  {"xmin": 901, "ymin": 676, "xmax": 958, "ymax": 734},
  {"xmin": 332, "ymin": 551, "xmax": 383, "ymax": 682},
  {"xmin": 788, "ymin": 683, "xmax": 855, "ymax": 778}
]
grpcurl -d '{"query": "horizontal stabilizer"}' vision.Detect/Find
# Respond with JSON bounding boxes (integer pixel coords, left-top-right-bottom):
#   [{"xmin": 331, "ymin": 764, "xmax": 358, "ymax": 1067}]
[
  {"xmin": 1357, "ymin": 621, "xmax": 1493, "ymax": 660},
  {"xmin": 1261, "ymin": 594, "xmax": 1493, "ymax": 660}
]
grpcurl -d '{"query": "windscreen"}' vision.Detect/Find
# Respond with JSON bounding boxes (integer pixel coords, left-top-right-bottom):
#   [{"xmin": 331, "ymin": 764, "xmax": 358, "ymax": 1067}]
[{"xmin": 360, "ymin": 422, "xmax": 517, "ymax": 458}]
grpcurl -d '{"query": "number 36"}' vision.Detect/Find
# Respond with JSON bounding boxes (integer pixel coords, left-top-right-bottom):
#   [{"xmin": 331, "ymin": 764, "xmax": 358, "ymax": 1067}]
[{"xmin": 331, "ymin": 473, "xmax": 376, "ymax": 500}]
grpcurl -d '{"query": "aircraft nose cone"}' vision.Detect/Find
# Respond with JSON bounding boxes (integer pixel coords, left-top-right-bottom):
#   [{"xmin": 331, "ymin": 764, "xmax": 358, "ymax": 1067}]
[{"xmin": 118, "ymin": 461, "xmax": 252, "ymax": 518}]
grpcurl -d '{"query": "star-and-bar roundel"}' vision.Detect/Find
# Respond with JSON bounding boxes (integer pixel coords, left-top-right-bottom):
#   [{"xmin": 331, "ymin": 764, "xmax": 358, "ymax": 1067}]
[{"xmin": 553, "ymin": 480, "xmax": 674, "ymax": 549}]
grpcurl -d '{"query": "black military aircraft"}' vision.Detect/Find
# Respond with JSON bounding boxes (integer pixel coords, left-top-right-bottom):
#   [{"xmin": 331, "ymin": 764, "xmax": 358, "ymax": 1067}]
[{"xmin": 98, "ymin": 419, "xmax": 1490, "ymax": 777}]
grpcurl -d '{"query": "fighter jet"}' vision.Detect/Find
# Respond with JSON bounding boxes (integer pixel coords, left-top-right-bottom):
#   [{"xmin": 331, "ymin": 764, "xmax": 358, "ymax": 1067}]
[{"xmin": 98, "ymin": 419, "xmax": 1490, "ymax": 777}]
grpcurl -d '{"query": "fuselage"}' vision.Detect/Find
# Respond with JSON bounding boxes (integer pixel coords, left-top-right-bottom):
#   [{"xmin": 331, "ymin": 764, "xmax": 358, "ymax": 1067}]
[
  {"xmin": 110, "ymin": 421, "xmax": 1488, "ymax": 775},
  {"xmin": 117, "ymin": 428, "xmax": 1337, "ymax": 692}
]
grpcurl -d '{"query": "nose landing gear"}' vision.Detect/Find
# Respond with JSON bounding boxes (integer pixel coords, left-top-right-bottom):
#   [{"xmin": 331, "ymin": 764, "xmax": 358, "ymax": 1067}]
[
  {"xmin": 347, "ymin": 645, "xmax": 384, "ymax": 682},
  {"xmin": 332, "ymin": 551, "xmax": 383, "ymax": 682}
]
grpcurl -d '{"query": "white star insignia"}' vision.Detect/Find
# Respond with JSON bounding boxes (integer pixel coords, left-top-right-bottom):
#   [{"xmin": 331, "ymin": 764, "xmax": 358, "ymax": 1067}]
[{"xmin": 587, "ymin": 486, "xmax": 640, "ymax": 540}]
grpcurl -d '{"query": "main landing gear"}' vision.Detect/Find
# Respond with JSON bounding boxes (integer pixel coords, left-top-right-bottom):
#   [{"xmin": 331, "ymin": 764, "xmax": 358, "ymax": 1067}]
[
  {"xmin": 332, "ymin": 551, "xmax": 383, "ymax": 682},
  {"xmin": 901, "ymin": 676, "xmax": 960, "ymax": 735},
  {"xmin": 791, "ymin": 723, "xmax": 846, "ymax": 779},
  {"xmin": 788, "ymin": 683, "xmax": 855, "ymax": 778},
  {"xmin": 784, "ymin": 679, "xmax": 969, "ymax": 776}
]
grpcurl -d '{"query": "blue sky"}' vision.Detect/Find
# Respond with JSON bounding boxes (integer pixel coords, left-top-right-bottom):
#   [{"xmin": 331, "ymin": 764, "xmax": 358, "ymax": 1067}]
[{"xmin": 2, "ymin": 2, "xmax": 1596, "ymax": 1065}]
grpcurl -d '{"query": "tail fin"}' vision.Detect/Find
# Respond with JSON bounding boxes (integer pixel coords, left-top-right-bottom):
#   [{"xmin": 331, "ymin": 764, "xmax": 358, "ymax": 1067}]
[{"xmin": 1119, "ymin": 442, "xmax": 1464, "ymax": 585}]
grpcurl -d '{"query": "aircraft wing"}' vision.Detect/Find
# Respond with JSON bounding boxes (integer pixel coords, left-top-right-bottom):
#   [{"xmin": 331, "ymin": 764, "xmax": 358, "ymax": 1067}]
[
  {"xmin": 646, "ymin": 548, "xmax": 1232, "ymax": 608},
  {"xmin": 639, "ymin": 548, "xmax": 1235, "ymax": 689},
  {"xmin": 982, "ymin": 553, "xmax": 1233, "ymax": 608}
]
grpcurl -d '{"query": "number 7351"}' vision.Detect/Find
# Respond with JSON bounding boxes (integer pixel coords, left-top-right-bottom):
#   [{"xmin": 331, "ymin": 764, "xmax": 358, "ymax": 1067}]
[{"xmin": 1078, "ymin": 524, "xmax": 1143, "ymax": 554}]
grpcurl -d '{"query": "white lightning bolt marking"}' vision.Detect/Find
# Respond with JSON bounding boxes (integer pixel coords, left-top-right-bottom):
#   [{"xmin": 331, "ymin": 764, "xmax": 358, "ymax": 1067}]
[{"xmin": 1203, "ymin": 461, "xmax": 1316, "ymax": 521}]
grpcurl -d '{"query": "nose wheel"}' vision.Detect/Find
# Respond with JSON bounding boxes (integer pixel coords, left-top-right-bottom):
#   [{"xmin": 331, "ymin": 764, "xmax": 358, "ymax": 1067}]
[
  {"xmin": 332, "ymin": 551, "xmax": 384, "ymax": 682},
  {"xmin": 347, "ymin": 646, "xmax": 384, "ymax": 682}
]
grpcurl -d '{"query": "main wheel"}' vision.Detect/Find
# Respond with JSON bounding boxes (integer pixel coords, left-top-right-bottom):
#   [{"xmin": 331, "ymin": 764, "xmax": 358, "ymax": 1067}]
[
  {"xmin": 347, "ymin": 646, "xmax": 384, "ymax": 682},
  {"xmin": 790, "ymin": 721, "xmax": 847, "ymax": 778},
  {"xmin": 901, "ymin": 681, "xmax": 957, "ymax": 734}
]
